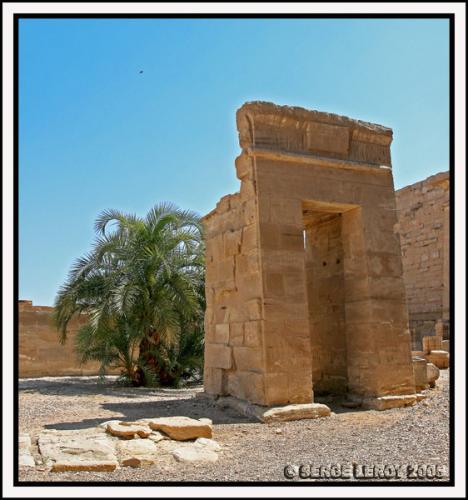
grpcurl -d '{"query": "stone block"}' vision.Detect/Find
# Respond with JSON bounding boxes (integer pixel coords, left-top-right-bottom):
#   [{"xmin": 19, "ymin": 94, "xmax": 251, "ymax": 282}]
[
  {"xmin": 242, "ymin": 224, "xmax": 258, "ymax": 251},
  {"xmin": 205, "ymin": 344, "xmax": 232, "ymax": 369},
  {"xmin": 204, "ymin": 367, "xmax": 225, "ymax": 395},
  {"xmin": 148, "ymin": 416, "xmax": 212, "ymax": 441},
  {"xmin": 363, "ymin": 395, "xmax": 417, "ymax": 410},
  {"xmin": 412, "ymin": 357, "xmax": 428, "ymax": 391},
  {"xmin": 232, "ymin": 346, "xmax": 263, "ymax": 372},
  {"xmin": 425, "ymin": 350, "xmax": 449, "ymax": 369},
  {"xmin": 229, "ymin": 322, "xmax": 244, "ymax": 346},
  {"xmin": 426, "ymin": 362, "xmax": 440, "ymax": 386},
  {"xmin": 214, "ymin": 323, "xmax": 230, "ymax": 344},
  {"xmin": 224, "ymin": 229, "xmax": 242, "ymax": 257},
  {"xmin": 246, "ymin": 298, "xmax": 262, "ymax": 320},
  {"xmin": 260, "ymin": 403, "xmax": 331, "ymax": 423},
  {"xmin": 422, "ymin": 335, "xmax": 442, "ymax": 354},
  {"xmin": 244, "ymin": 320, "xmax": 262, "ymax": 347}
]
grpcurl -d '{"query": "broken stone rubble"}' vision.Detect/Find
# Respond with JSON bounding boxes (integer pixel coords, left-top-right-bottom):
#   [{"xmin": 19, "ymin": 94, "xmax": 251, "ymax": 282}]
[{"xmin": 30, "ymin": 416, "xmax": 217, "ymax": 471}]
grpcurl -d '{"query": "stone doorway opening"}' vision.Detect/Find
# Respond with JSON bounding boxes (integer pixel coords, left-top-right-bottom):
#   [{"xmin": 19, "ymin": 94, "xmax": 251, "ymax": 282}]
[{"xmin": 303, "ymin": 200, "xmax": 360, "ymax": 397}]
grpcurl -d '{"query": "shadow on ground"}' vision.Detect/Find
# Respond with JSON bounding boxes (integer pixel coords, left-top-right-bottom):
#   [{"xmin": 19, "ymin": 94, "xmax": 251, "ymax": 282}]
[
  {"xmin": 42, "ymin": 395, "xmax": 257, "ymax": 430},
  {"xmin": 19, "ymin": 376, "xmax": 201, "ymax": 398}
]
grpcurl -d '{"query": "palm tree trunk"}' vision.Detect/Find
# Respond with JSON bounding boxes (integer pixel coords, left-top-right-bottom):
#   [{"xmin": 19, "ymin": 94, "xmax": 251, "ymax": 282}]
[{"xmin": 138, "ymin": 333, "xmax": 176, "ymax": 386}]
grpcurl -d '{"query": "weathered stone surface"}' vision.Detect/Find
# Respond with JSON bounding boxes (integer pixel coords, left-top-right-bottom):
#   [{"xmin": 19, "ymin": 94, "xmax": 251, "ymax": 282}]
[
  {"xmin": 118, "ymin": 439, "xmax": 158, "ymax": 467},
  {"xmin": 172, "ymin": 446, "xmax": 219, "ymax": 464},
  {"xmin": 426, "ymin": 350, "xmax": 449, "ymax": 369},
  {"xmin": 426, "ymin": 362, "xmax": 440, "ymax": 387},
  {"xmin": 38, "ymin": 429, "xmax": 118, "ymax": 472},
  {"xmin": 19, "ymin": 433, "xmax": 35, "ymax": 468},
  {"xmin": 363, "ymin": 395, "xmax": 417, "ymax": 410},
  {"xmin": 106, "ymin": 421, "xmax": 152, "ymax": 439},
  {"xmin": 148, "ymin": 416, "xmax": 212, "ymax": 441},
  {"xmin": 260, "ymin": 403, "xmax": 331, "ymax": 423},
  {"xmin": 19, "ymin": 454, "xmax": 36, "ymax": 468}
]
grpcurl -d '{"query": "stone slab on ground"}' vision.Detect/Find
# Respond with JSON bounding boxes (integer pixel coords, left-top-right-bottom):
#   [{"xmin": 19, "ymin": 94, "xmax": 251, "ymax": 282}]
[
  {"xmin": 148, "ymin": 416, "xmax": 212, "ymax": 441},
  {"xmin": 38, "ymin": 428, "xmax": 118, "ymax": 472},
  {"xmin": 19, "ymin": 433, "xmax": 35, "ymax": 468},
  {"xmin": 260, "ymin": 403, "xmax": 331, "ymax": 423},
  {"xmin": 216, "ymin": 395, "xmax": 331, "ymax": 422},
  {"xmin": 363, "ymin": 394, "xmax": 417, "ymax": 410}
]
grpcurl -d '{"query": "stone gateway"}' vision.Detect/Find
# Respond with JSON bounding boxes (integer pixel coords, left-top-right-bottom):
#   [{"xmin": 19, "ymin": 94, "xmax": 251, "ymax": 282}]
[{"xmin": 202, "ymin": 101, "xmax": 416, "ymax": 410}]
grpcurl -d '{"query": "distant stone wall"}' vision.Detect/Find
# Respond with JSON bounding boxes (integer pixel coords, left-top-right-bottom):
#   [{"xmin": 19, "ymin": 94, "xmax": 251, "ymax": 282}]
[
  {"xmin": 395, "ymin": 171, "xmax": 450, "ymax": 349},
  {"xmin": 18, "ymin": 300, "xmax": 119, "ymax": 378}
]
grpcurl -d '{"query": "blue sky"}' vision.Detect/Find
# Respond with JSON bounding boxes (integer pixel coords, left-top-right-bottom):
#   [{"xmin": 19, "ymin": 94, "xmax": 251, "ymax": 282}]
[{"xmin": 19, "ymin": 18, "xmax": 449, "ymax": 305}]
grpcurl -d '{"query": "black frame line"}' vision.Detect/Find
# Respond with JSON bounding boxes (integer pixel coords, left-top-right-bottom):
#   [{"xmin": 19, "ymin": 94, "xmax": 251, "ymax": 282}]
[{"xmin": 11, "ymin": 11, "xmax": 456, "ymax": 490}]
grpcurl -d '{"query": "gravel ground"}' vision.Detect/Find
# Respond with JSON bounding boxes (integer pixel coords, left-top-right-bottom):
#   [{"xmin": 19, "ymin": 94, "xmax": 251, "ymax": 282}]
[{"xmin": 18, "ymin": 370, "xmax": 450, "ymax": 483}]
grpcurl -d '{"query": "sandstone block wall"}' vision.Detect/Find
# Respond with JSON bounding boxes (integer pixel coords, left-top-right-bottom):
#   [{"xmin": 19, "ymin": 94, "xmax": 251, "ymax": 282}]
[
  {"xmin": 18, "ymin": 300, "xmax": 117, "ymax": 378},
  {"xmin": 203, "ymin": 101, "xmax": 415, "ymax": 407},
  {"xmin": 395, "ymin": 172, "xmax": 450, "ymax": 349}
]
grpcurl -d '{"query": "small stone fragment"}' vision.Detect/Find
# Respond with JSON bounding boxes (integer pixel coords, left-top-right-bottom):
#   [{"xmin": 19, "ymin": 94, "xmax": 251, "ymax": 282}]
[
  {"xmin": 426, "ymin": 362, "xmax": 440, "ymax": 387},
  {"xmin": 98, "ymin": 420, "xmax": 121, "ymax": 429},
  {"xmin": 198, "ymin": 418, "xmax": 213, "ymax": 425}
]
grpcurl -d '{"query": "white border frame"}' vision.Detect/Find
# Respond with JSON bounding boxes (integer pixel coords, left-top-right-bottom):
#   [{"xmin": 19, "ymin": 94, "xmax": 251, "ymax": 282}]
[{"xmin": 2, "ymin": 2, "xmax": 466, "ymax": 498}]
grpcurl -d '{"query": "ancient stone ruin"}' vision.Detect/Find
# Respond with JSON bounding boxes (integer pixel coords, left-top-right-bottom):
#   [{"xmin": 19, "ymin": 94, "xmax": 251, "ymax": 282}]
[
  {"xmin": 18, "ymin": 300, "xmax": 119, "ymax": 377},
  {"xmin": 202, "ymin": 101, "xmax": 417, "ymax": 411},
  {"xmin": 395, "ymin": 171, "xmax": 450, "ymax": 349}
]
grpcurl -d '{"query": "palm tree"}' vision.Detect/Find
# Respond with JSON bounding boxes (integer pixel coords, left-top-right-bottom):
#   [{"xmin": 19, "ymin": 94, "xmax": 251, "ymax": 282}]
[{"xmin": 54, "ymin": 202, "xmax": 205, "ymax": 386}]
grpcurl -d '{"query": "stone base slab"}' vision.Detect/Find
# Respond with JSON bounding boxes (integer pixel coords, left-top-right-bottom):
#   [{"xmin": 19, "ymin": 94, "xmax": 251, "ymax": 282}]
[
  {"xmin": 214, "ymin": 394, "xmax": 331, "ymax": 422},
  {"xmin": 362, "ymin": 394, "xmax": 417, "ymax": 411}
]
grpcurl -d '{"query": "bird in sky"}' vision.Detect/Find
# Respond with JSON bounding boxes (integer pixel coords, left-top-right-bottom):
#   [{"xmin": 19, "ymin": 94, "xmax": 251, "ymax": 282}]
[{"xmin": 139, "ymin": 70, "xmax": 144, "ymax": 74}]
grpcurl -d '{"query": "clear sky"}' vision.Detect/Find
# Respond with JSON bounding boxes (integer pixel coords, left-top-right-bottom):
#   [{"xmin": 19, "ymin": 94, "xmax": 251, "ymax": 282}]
[{"xmin": 19, "ymin": 18, "xmax": 449, "ymax": 305}]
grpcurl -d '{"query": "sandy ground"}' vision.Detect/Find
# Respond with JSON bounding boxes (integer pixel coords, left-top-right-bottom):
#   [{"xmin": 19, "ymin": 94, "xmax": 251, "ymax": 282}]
[{"xmin": 18, "ymin": 370, "xmax": 450, "ymax": 483}]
